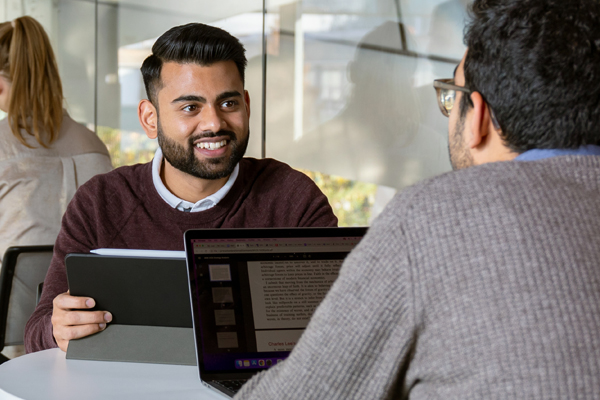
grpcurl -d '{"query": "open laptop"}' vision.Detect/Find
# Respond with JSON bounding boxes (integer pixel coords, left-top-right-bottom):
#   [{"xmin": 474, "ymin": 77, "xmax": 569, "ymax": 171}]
[{"xmin": 183, "ymin": 227, "xmax": 367, "ymax": 398}]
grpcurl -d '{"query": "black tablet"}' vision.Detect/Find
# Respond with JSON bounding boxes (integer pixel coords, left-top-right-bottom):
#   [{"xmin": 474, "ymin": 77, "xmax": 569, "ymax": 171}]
[{"xmin": 65, "ymin": 252, "xmax": 196, "ymax": 365}]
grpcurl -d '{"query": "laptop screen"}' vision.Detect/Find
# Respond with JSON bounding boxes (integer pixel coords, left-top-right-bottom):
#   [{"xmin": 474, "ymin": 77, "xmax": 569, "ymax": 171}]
[{"xmin": 184, "ymin": 228, "xmax": 367, "ymax": 379}]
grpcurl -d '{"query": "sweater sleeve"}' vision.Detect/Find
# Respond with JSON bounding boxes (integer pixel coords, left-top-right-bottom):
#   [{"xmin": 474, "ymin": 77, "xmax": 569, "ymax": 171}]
[
  {"xmin": 24, "ymin": 181, "xmax": 105, "ymax": 353},
  {"xmin": 284, "ymin": 170, "xmax": 338, "ymax": 228},
  {"xmin": 297, "ymin": 181, "xmax": 338, "ymax": 227},
  {"xmin": 234, "ymin": 199, "xmax": 417, "ymax": 399}
]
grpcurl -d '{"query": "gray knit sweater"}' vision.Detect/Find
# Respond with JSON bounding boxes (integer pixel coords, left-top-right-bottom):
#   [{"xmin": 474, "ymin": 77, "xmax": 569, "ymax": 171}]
[{"xmin": 235, "ymin": 156, "xmax": 600, "ymax": 399}]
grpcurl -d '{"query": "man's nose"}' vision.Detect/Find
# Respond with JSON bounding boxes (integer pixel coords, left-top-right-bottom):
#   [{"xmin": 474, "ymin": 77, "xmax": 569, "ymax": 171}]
[{"xmin": 198, "ymin": 104, "xmax": 226, "ymax": 132}]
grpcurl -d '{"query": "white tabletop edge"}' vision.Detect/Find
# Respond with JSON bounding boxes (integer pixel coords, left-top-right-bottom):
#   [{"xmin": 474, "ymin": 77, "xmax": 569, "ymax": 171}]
[{"xmin": 0, "ymin": 348, "xmax": 229, "ymax": 400}]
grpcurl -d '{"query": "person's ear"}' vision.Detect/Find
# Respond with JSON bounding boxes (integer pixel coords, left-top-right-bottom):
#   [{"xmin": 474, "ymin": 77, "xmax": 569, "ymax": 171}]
[
  {"xmin": 244, "ymin": 90, "xmax": 251, "ymax": 119},
  {"xmin": 139, "ymin": 99, "xmax": 158, "ymax": 139},
  {"xmin": 467, "ymin": 91, "xmax": 494, "ymax": 149},
  {"xmin": 0, "ymin": 75, "xmax": 11, "ymax": 112},
  {"xmin": 0, "ymin": 76, "xmax": 7, "ymax": 95}
]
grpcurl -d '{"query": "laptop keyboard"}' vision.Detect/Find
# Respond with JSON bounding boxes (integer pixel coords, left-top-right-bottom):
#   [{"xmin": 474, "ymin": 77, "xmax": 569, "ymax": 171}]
[{"xmin": 212, "ymin": 379, "xmax": 248, "ymax": 394}]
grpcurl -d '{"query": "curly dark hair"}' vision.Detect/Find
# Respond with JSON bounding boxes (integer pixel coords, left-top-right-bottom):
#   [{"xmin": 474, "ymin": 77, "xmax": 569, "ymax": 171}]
[
  {"xmin": 141, "ymin": 23, "xmax": 247, "ymax": 106},
  {"xmin": 460, "ymin": 0, "xmax": 600, "ymax": 152}
]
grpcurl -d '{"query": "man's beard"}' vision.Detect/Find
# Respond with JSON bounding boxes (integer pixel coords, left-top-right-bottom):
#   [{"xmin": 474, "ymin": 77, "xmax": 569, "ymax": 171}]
[
  {"xmin": 448, "ymin": 112, "xmax": 474, "ymax": 170},
  {"xmin": 157, "ymin": 121, "xmax": 249, "ymax": 180}
]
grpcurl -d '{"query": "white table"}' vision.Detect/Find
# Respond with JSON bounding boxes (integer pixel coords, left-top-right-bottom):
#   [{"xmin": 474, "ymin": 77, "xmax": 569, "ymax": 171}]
[{"xmin": 0, "ymin": 349, "xmax": 229, "ymax": 400}]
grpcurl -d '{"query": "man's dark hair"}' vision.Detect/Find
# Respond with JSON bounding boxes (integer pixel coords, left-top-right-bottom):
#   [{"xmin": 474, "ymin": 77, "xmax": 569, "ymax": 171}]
[
  {"xmin": 460, "ymin": 0, "xmax": 600, "ymax": 152},
  {"xmin": 141, "ymin": 23, "xmax": 247, "ymax": 105}
]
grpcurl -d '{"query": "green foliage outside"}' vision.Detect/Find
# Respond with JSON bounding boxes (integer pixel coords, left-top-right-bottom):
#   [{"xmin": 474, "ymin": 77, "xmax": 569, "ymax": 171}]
[
  {"xmin": 297, "ymin": 169, "xmax": 377, "ymax": 227},
  {"xmin": 96, "ymin": 126, "xmax": 375, "ymax": 226},
  {"xmin": 97, "ymin": 126, "xmax": 157, "ymax": 167}
]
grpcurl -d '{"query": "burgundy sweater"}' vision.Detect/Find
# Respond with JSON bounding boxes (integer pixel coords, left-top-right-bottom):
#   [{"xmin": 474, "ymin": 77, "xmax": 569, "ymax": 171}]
[{"xmin": 25, "ymin": 158, "xmax": 337, "ymax": 352}]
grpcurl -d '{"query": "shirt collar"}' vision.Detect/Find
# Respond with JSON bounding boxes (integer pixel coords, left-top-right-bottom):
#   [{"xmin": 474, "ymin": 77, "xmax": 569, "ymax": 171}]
[
  {"xmin": 514, "ymin": 145, "xmax": 600, "ymax": 161},
  {"xmin": 151, "ymin": 148, "xmax": 239, "ymax": 212}
]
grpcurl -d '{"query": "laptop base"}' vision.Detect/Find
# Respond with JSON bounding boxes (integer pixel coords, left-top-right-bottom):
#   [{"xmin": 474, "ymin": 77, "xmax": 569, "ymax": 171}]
[{"xmin": 205, "ymin": 379, "xmax": 249, "ymax": 398}]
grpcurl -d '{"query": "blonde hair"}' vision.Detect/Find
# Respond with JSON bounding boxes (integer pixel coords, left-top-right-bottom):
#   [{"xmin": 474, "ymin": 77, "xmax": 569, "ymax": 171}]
[{"xmin": 0, "ymin": 16, "xmax": 63, "ymax": 148}]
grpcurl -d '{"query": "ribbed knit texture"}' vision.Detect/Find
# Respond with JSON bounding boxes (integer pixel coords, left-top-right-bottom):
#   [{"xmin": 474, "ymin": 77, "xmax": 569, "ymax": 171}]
[
  {"xmin": 236, "ymin": 155, "xmax": 600, "ymax": 399},
  {"xmin": 24, "ymin": 158, "xmax": 337, "ymax": 353}
]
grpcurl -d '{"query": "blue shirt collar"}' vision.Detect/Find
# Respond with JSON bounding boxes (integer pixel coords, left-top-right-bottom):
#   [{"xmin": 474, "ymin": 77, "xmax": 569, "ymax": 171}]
[{"xmin": 514, "ymin": 145, "xmax": 600, "ymax": 161}]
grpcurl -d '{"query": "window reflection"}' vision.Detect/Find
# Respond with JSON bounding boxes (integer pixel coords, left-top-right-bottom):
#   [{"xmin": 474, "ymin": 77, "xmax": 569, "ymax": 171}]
[
  {"xmin": 0, "ymin": 0, "xmax": 470, "ymax": 226},
  {"xmin": 266, "ymin": 0, "xmax": 467, "ymax": 223}
]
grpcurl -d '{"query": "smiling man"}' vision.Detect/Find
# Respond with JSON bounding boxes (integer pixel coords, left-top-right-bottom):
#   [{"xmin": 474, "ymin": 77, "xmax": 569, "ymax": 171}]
[{"xmin": 24, "ymin": 23, "xmax": 337, "ymax": 353}]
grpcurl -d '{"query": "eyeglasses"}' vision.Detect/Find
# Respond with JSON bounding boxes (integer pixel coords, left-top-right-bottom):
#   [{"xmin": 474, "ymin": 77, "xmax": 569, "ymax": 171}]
[
  {"xmin": 433, "ymin": 78, "xmax": 471, "ymax": 117},
  {"xmin": 433, "ymin": 78, "xmax": 501, "ymax": 129}
]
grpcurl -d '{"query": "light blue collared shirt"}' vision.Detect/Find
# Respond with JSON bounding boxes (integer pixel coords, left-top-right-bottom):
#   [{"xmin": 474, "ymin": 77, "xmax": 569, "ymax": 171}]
[
  {"xmin": 151, "ymin": 148, "xmax": 239, "ymax": 212},
  {"xmin": 514, "ymin": 144, "xmax": 600, "ymax": 161}
]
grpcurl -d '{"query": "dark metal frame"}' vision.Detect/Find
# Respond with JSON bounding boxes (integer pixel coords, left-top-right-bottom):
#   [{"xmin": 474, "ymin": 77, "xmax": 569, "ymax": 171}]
[{"xmin": 0, "ymin": 245, "xmax": 54, "ymax": 363}]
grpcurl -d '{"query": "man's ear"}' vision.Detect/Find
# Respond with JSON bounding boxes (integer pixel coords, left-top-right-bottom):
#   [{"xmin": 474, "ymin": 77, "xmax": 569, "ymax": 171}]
[
  {"xmin": 467, "ymin": 91, "xmax": 493, "ymax": 149},
  {"xmin": 244, "ymin": 90, "xmax": 251, "ymax": 119},
  {"xmin": 139, "ymin": 99, "xmax": 158, "ymax": 139}
]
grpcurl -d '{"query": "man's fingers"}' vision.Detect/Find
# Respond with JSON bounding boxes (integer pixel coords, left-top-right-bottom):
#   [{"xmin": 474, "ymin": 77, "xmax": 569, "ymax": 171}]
[
  {"xmin": 57, "ymin": 339, "xmax": 68, "ymax": 352},
  {"xmin": 53, "ymin": 292, "xmax": 96, "ymax": 310},
  {"xmin": 64, "ymin": 310, "xmax": 112, "ymax": 326},
  {"xmin": 52, "ymin": 292, "xmax": 113, "ymax": 351},
  {"xmin": 55, "ymin": 322, "xmax": 108, "ymax": 342}
]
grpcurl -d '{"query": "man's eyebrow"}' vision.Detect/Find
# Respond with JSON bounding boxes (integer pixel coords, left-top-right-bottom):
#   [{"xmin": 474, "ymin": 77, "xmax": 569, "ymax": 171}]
[
  {"xmin": 171, "ymin": 95, "xmax": 206, "ymax": 104},
  {"xmin": 170, "ymin": 91, "xmax": 242, "ymax": 104},
  {"xmin": 216, "ymin": 91, "xmax": 242, "ymax": 102}
]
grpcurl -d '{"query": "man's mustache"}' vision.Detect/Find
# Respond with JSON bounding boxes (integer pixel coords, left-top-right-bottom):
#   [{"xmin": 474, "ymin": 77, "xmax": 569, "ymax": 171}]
[{"xmin": 189, "ymin": 130, "xmax": 237, "ymax": 143}]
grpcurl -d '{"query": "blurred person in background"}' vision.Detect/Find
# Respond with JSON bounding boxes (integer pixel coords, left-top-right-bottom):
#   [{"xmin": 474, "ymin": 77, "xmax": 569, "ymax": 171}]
[{"xmin": 0, "ymin": 16, "xmax": 112, "ymax": 262}]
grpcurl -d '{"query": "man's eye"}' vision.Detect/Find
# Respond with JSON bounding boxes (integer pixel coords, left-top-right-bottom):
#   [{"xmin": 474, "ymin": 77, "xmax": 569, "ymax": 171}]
[
  {"xmin": 222, "ymin": 100, "xmax": 237, "ymax": 108},
  {"xmin": 183, "ymin": 105, "xmax": 198, "ymax": 112}
]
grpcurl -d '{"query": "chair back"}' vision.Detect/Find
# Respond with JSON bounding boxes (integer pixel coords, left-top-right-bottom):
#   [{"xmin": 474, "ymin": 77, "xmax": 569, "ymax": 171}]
[{"xmin": 0, "ymin": 246, "xmax": 54, "ymax": 350}]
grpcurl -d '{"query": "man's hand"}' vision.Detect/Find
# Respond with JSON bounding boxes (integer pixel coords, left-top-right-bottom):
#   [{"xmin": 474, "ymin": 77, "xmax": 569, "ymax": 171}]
[{"xmin": 51, "ymin": 292, "xmax": 112, "ymax": 352}]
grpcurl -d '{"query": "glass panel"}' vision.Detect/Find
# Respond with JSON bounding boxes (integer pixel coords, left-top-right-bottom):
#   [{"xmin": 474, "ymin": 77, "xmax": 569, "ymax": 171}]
[
  {"xmin": 0, "ymin": 0, "xmax": 96, "ymax": 126},
  {"xmin": 2, "ymin": 0, "xmax": 469, "ymax": 226},
  {"xmin": 265, "ymin": 0, "xmax": 467, "ymax": 225},
  {"xmin": 97, "ymin": 0, "xmax": 265, "ymax": 167},
  {"xmin": 57, "ymin": 0, "xmax": 97, "ymax": 128}
]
